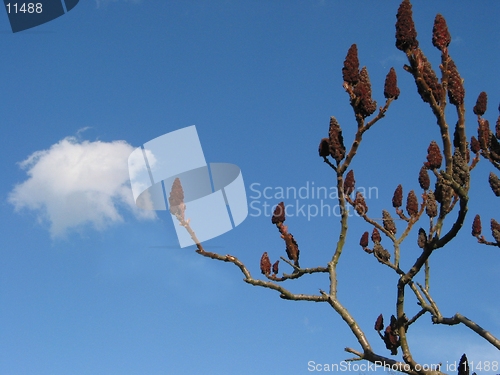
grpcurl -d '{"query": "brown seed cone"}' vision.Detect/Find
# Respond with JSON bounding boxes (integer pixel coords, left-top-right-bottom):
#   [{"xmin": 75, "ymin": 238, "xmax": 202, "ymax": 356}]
[
  {"xmin": 473, "ymin": 92, "xmax": 487, "ymax": 116},
  {"xmin": 426, "ymin": 191, "xmax": 438, "ymax": 218},
  {"xmin": 425, "ymin": 141, "xmax": 443, "ymax": 169},
  {"xmin": 392, "ymin": 184, "xmax": 403, "ymax": 208},
  {"xmin": 478, "ymin": 119, "xmax": 491, "ymax": 152},
  {"xmin": 168, "ymin": 178, "xmax": 186, "ymax": 219},
  {"xmin": 406, "ymin": 190, "xmax": 419, "ymax": 217},
  {"xmin": 353, "ymin": 67, "xmax": 377, "ymax": 118},
  {"xmin": 418, "ymin": 166, "xmax": 430, "ymax": 190},
  {"xmin": 272, "ymin": 260, "xmax": 279, "ymax": 275},
  {"xmin": 470, "ymin": 136, "xmax": 481, "ymax": 154},
  {"xmin": 458, "ymin": 354, "xmax": 469, "ymax": 375},
  {"xmin": 373, "ymin": 243, "xmax": 390, "ymax": 262},
  {"xmin": 432, "ymin": 14, "xmax": 451, "ymax": 52},
  {"xmin": 382, "ymin": 210, "xmax": 397, "ymax": 235},
  {"xmin": 342, "ymin": 44, "xmax": 360, "ymax": 85},
  {"xmin": 260, "ymin": 252, "xmax": 271, "ymax": 275},
  {"xmin": 318, "ymin": 138, "xmax": 330, "ymax": 157},
  {"xmin": 354, "ymin": 192, "xmax": 368, "ymax": 215},
  {"xmin": 395, "ymin": 0, "xmax": 418, "ymax": 51},
  {"xmin": 272, "ymin": 202, "xmax": 286, "ymax": 224},
  {"xmin": 374, "ymin": 314, "xmax": 384, "ymax": 331},
  {"xmin": 328, "ymin": 116, "xmax": 346, "ymax": 163},
  {"xmin": 371, "ymin": 227, "xmax": 381, "ymax": 243},
  {"xmin": 384, "ymin": 67, "xmax": 400, "ymax": 100},
  {"xmin": 360, "ymin": 231, "xmax": 369, "ymax": 248},
  {"xmin": 489, "ymin": 172, "xmax": 500, "ymax": 197},
  {"xmin": 417, "ymin": 228, "xmax": 427, "ymax": 248},
  {"xmin": 452, "ymin": 149, "xmax": 469, "ymax": 187},
  {"xmin": 344, "ymin": 170, "xmax": 356, "ymax": 195},
  {"xmin": 472, "ymin": 214, "xmax": 482, "ymax": 237},
  {"xmin": 491, "ymin": 219, "xmax": 500, "ymax": 243},
  {"xmin": 447, "ymin": 59, "xmax": 465, "ymax": 106}
]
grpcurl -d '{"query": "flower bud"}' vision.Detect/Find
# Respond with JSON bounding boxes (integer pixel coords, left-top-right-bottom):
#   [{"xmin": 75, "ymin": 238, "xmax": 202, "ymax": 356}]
[
  {"xmin": 426, "ymin": 191, "xmax": 438, "ymax": 218},
  {"xmin": 491, "ymin": 219, "xmax": 500, "ymax": 243},
  {"xmin": 328, "ymin": 117, "xmax": 346, "ymax": 163},
  {"xmin": 417, "ymin": 228, "xmax": 427, "ymax": 248},
  {"xmin": 470, "ymin": 136, "xmax": 481, "ymax": 154},
  {"xmin": 354, "ymin": 192, "xmax": 368, "ymax": 215}
]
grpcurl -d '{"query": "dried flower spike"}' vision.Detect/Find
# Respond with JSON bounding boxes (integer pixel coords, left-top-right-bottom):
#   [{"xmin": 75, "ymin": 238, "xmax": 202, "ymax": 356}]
[
  {"xmin": 272, "ymin": 202, "xmax": 286, "ymax": 224},
  {"xmin": 491, "ymin": 219, "xmax": 500, "ymax": 243},
  {"xmin": 272, "ymin": 260, "xmax": 279, "ymax": 275},
  {"xmin": 353, "ymin": 67, "xmax": 377, "ymax": 118},
  {"xmin": 318, "ymin": 138, "xmax": 330, "ymax": 157},
  {"xmin": 169, "ymin": 178, "xmax": 186, "ymax": 220},
  {"xmin": 354, "ymin": 192, "xmax": 368, "ymax": 215},
  {"xmin": 395, "ymin": 0, "xmax": 418, "ymax": 51},
  {"xmin": 344, "ymin": 170, "xmax": 356, "ymax": 195},
  {"xmin": 447, "ymin": 59, "xmax": 465, "ymax": 106},
  {"xmin": 418, "ymin": 166, "xmax": 430, "ymax": 190},
  {"xmin": 384, "ymin": 67, "xmax": 400, "ymax": 100},
  {"xmin": 472, "ymin": 214, "xmax": 482, "ymax": 237},
  {"xmin": 489, "ymin": 172, "xmax": 500, "ymax": 197},
  {"xmin": 425, "ymin": 141, "xmax": 443, "ymax": 169},
  {"xmin": 285, "ymin": 234, "xmax": 300, "ymax": 267},
  {"xmin": 406, "ymin": 190, "xmax": 419, "ymax": 217},
  {"xmin": 260, "ymin": 252, "xmax": 271, "ymax": 275},
  {"xmin": 470, "ymin": 136, "xmax": 481, "ymax": 154},
  {"xmin": 371, "ymin": 227, "xmax": 381, "ymax": 243},
  {"xmin": 382, "ymin": 210, "xmax": 397, "ymax": 235},
  {"xmin": 426, "ymin": 190, "xmax": 438, "ymax": 218},
  {"xmin": 392, "ymin": 184, "xmax": 403, "ymax": 208},
  {"xmin": 417, "ymin": 228, "xmax": 427, "ymax": 248},
  {"xmin": 342, "ymin": 44, "xmax": 359, "ymax": 85},
  {"xmin": 458, "ymin": 354, "xmax": 469, "ymax": 375},
  {"xmin": 328, "ymin": 116, "xmax": 346, "ymax": 163},
  {"xmin": 473, "ymin": 92, "xmax": 487, "ymax": 116},
  {"xmin": 360, "ymin": 231, "xmax": 369, "ymax": 248},
  {"xmin": 417, "ymin": 54, "xmax": 443, "ymax": 104},
  {"xmin": 374, "ymin": 243, "xmax": 391, "ymax": 263},
  {"xmin": 432, "ymin": 14, "xmax": 451, "ymax": 52},
  {"xmin": 375, "ymin": 314, "xmax": 384, "ymax": 331},
  {"xmin": 478, "ymin": 119, "xmax": 491, "ymax": 152}
]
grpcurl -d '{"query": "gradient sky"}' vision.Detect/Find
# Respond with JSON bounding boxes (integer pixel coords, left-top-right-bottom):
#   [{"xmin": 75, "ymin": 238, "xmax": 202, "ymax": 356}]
[{"xmin": 1, "ymin": 1, "xmax": 499, "ymax": 374}]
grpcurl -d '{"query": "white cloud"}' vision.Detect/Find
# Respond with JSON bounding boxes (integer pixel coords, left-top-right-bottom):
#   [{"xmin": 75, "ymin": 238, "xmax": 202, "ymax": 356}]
[{"xmin": 9, "ymin": 136, "xmax": 156, "ymax": 238}]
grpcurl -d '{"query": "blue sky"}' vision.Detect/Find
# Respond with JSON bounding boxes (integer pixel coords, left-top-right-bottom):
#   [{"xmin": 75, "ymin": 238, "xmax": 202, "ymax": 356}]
[{"xmin": 1, "ymin": 1, "xmax": 499, "ymax": 374}]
